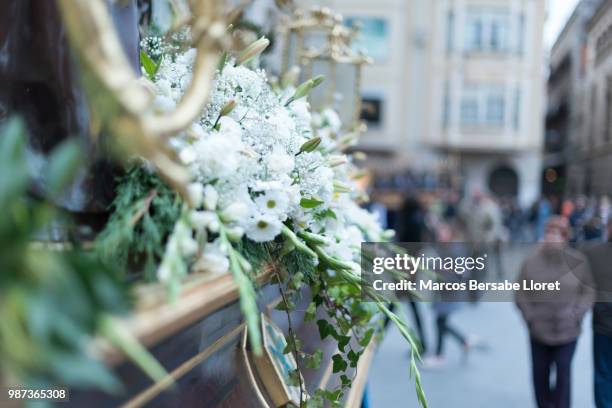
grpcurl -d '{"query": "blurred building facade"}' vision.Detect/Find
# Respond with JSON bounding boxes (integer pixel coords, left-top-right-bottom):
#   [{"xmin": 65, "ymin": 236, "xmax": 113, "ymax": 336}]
[
  {"xmin": 298, "ymin": 0, "xmax": 546, "ymax": 206},
  {"xmin": 544, "ymin": 0, "xmax": 602, "ymax": 201},
  {"xmin": 566, "ymin": 0, "xmax": 612, "ymax": 197},
  {"xmin": 419, "ymin": 0, "xmax": 546, "ymax": 207}
]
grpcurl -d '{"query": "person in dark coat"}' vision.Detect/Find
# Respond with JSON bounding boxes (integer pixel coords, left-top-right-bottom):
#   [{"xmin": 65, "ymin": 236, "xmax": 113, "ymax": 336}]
[{"xmin": 516, "ymin": 217, "xmax": 594, "ymax": 408}]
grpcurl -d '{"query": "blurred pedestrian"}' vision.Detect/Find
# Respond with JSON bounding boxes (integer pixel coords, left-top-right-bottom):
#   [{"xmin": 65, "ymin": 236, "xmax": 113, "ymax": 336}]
[
  {"xmin": 569, "ymin": 196, "xmax": 588, "ymax": 242},
  {"xmin": 395, "ymin": 192, "xmax": 428, "ymax": 354},
  {"xmin": 515, "ymin": 216, "xmax": 594, "ymax": 408},
  {"xmin": 460, "ymin": 190, "xmax": 505, "ymax": 280},
  {"xmin": 535, "ymin": 197, "xmax": 552, "ymax": 241},
  {"xmin": 582, "ymin": 220, "xmax": 612, "ymax": 408},
  {"xmin": 423, "ymin": 223, "xmax": 476, "ymax": 368}
]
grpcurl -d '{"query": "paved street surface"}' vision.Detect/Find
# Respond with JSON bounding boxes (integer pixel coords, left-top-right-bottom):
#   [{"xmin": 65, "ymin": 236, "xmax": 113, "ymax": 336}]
[
  {"xmin": 368, "ymin": 301, "xmax": 594, "ymax": 407},
  {"xmin": 368, "ymin": 244, "xmax": 595, "ymax": 407}
]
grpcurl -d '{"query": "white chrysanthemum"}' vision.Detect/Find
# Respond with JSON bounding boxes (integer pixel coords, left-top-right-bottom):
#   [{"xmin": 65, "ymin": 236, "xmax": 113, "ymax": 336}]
[
  {"xmin": 245, "ymin": 213, "xmax": 282, "ymax": 242},
  {"xmin": 255, "ymin": 190, "xmax": 290, "ymax": 219}
]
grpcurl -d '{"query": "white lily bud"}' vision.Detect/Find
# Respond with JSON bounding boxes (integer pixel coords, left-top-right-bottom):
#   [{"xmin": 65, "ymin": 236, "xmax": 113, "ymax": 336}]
[
  {"xmin": 236, "ymin": 37, "xmax": 270, "ymax": 66},
  {"xmin": 187, "ymin": 183, "xmax": 204, "ymax": 208},
  {"xmin": 220, "ymin": 202, "xmax": 250, "ymax": 222},
  {"xmin": 333, "ymin": 180, "xmax": 353, "ymax": 193},
  {"xmin": 226, "ymin": 226, "xmax": 245, "ymax": 241},
  {"xmin": 189, "ymin": 210, "xmax": 217, "ymax": 230},
  {"xmin": 203, "ymin": 185, "xmax": 219, "ymax": 210},
  {"xmin": 328, "ymin": 155, "xmax": 348, "ymax": 168}
]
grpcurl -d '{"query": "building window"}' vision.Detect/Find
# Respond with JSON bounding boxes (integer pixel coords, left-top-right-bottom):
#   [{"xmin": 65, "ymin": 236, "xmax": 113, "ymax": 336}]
[
  {"xmin": 513, "ymin": 87, "xmax": 521, "ymax": 130},
  {"xmin": 460, "ymin": 84, "xmax": 506, "ymax": 127},
  {"xmin": 517, "ymin": 13, "xmax": 525, "ymax": 55},
  {"xmin": 486, "ymin": 94, "xmax": 505, "ymax": 125},
  {"xmin": 344, "ymin": 17, "xmax": 389, "ymax": 62},
  {"xmin": 447, "ymin": 11, "xmax": 455, "ymax": 53},
  {"xmin": 464, "ymin": 8, "xmax": 510, "ymax": 53},
  {"xmin": 443, "ymin": 81, "xmax": 451, "ymax": 127},
  {"xmin": 360, "ymin": 95, "xmax": 383, "ymax": 128}
]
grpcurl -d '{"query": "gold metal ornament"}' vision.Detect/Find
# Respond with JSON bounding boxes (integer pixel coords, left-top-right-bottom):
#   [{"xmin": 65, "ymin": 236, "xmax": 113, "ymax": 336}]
[{"xmin": 56, "ymin": 0, "xmax": 230, "ymax": 205}]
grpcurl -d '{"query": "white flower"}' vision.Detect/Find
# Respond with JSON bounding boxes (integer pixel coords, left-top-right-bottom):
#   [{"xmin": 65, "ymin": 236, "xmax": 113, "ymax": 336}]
[
  {"xmin": 155, "ymin": 79, "xmax": 172, "ymax": 97},
  {"xmin": 179, "ymin": 235, "xmax": 198, "ymax": 257},
  {"xmin": 220, "ymin": 201, "xmax": 252, "ymax": 223},
  {"xmin": 189, "ymin": 210, "xmax": 218, "ymax": 231},
  {"xmin": 187, "ymin": 183, "xmax": 204, "ymax": 208},
  {"xmin": 226, "ymin": 226, "xmax": 245, "ymax": 241},
  {"xmin": 255, "ymin": 190, "xmax": 289, "ymax": 219},
  {"xmin": 179, "ymin": 147, "xmax": 196, "ymax": 165},
  {"xmin": 203, "ymin": 185, "xmax": 219, "ymax": 210},
  {"xmin": 267, "ymin": 148, "xmax": 295, "ymax": 174},
  {"xmin": 322, "ymin": 108, "xmax": 342, "ymax": 132},
  {"xmin": 217, "ymin": 116, "xmax": 242, "ymax": 141},
  {"xmin": 245, "ymin": 213, "xmax": 282, "ymax": 242},
  {"xmin": 193, "ymin": 242, "xmax": 229, "ymax": 275}
]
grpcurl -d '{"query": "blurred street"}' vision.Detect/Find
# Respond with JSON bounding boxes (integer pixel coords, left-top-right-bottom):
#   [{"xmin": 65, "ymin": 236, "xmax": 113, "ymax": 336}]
[
  {"xmin": 368, "ymin": 302, "xmax": 594, "ymax": 408},
  {"xmin": 368, "ymin": 239, "xmax": 597, "ymax": 407}
]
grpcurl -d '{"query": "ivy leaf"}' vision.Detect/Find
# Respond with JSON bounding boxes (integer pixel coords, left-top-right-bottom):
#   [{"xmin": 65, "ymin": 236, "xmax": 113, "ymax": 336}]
[
  {"xmin": 340, "ymin": 374, "xmax": 351, "ymax": 387},
  {"xmin": 332, "ymin": 354, "xmax": 348, "ymax": 373},
  {"xmin": 347, "ymin": 349, "xmax": 361, "ymax": 368},
  {"xmin": 300, "ymin": 197, "xmax": 324, "ymax": 208},
  {"xmin": 304, "ymin": 302, "xmax": 317, "ymax": 322},
  {"xmin": 358, "ymin": 328, "xmax": 375, "ymax": 348},
  {"xmin": 305, "ymin": 349, "xmax": 323, "ymax": 369},
  {"xmin": 316, "ymin": 319, "xmax": 336, "ymax": 340},
  {"xmin": 336, "ymin": 335, "xmax": 351, "ymax": 352},
  {"xmin": 287, "ymin": 369, "xmax": 302, "ymax": 387},
  {"xmin": 283, "ymin": 334, "xmax": 302, "ymax": 355},
  {"xmin": 275, "ymin": 298, "xmax": 295, "ymax": 312}
]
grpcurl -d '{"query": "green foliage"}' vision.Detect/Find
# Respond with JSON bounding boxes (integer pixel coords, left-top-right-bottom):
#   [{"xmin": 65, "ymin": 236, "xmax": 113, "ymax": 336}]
[
  {"xmin": 140, "ymin": 50, "xmax": 163, "ymax": 81},
  {"xmin": 0, "ymin": 120, "xmax": 170, "ymax": 392},
  {"xmin": 299, "ymin": 197, "xmax": 324, "ymax": 209},
  {"xmin": 0, "ymin": 120, "xmax": 128, "ymax": 391},
  {"xmin": 96, "ymin": 165, "xmax": 181, "ymax": 280}
]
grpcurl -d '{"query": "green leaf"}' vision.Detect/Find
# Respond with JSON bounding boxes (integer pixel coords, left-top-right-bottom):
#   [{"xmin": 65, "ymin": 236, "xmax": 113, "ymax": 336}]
[
  {"xmin": 274, "ymin": 298, "xmax": 295, "ymax": 312},
  {"xmin": 300, "ymin": 198, "xmax": 324, "ymax": 209},
  {"xmin": 298, "ymin": 137, "xmax": 322, "ymax": 154},
  {"xmin": 316, "ymin": 319, "xmax": 335, "ymax": 340},
  {"xmin": 331, "ymin": 354, "xmax": 347, "ymax": 373},
  {"xmin": 287, "ymin": 369, "xmax": 302, "ymax": 387},
  {"xmin": 283, "ymin": 334, "xmax": 301, "ymax": 355},
  {"xmin": 140, "ymin": 50, "xmax": 161, "ymax": 80},
  {"xmin": 305, "ymin": 349, "xmax": 323, "ymax": 369},
  {"xmin": 358, "ymin": 328, "xmax": 375, "ymax": 348},
  {"xmin": 340, "ymin": 374, "xmax": 351, "ymax": 387},
  {"xmin": 304, "ymin": 302, "xmax": 317, "ymax": 322},
  {"xmin": 336, "ymin": 335, "xmax": 351, "ymax": 352},
  {"xmin": 347, "ymin": 349, "xmax": 361, "ymax": 368},
  {"xmin": 322, "ymin": 209, "xmax": 337, "ymax": 220},
  {"xmin": 0, "ymin": 118, "xmax": 29, "ymax": 202},
  {"xmin": 45, "ymin": 140, "xmax": 83, "ymax": 197}
]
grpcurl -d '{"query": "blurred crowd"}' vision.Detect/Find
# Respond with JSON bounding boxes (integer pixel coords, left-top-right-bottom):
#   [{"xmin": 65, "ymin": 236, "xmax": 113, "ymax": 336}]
[
  {"xmin": 375, "ymin": 187, "xmax": 612, "ymax": 248},
  {"xmin": 368, "ymin": 186, "xmax": 612, "ymax": 408}
]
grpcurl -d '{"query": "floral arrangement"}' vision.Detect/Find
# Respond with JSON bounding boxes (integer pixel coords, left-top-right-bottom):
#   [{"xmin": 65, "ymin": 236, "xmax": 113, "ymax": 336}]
[{"xmin": 97, "ymin": 34, "xmax": 426, "ymax": 407}]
